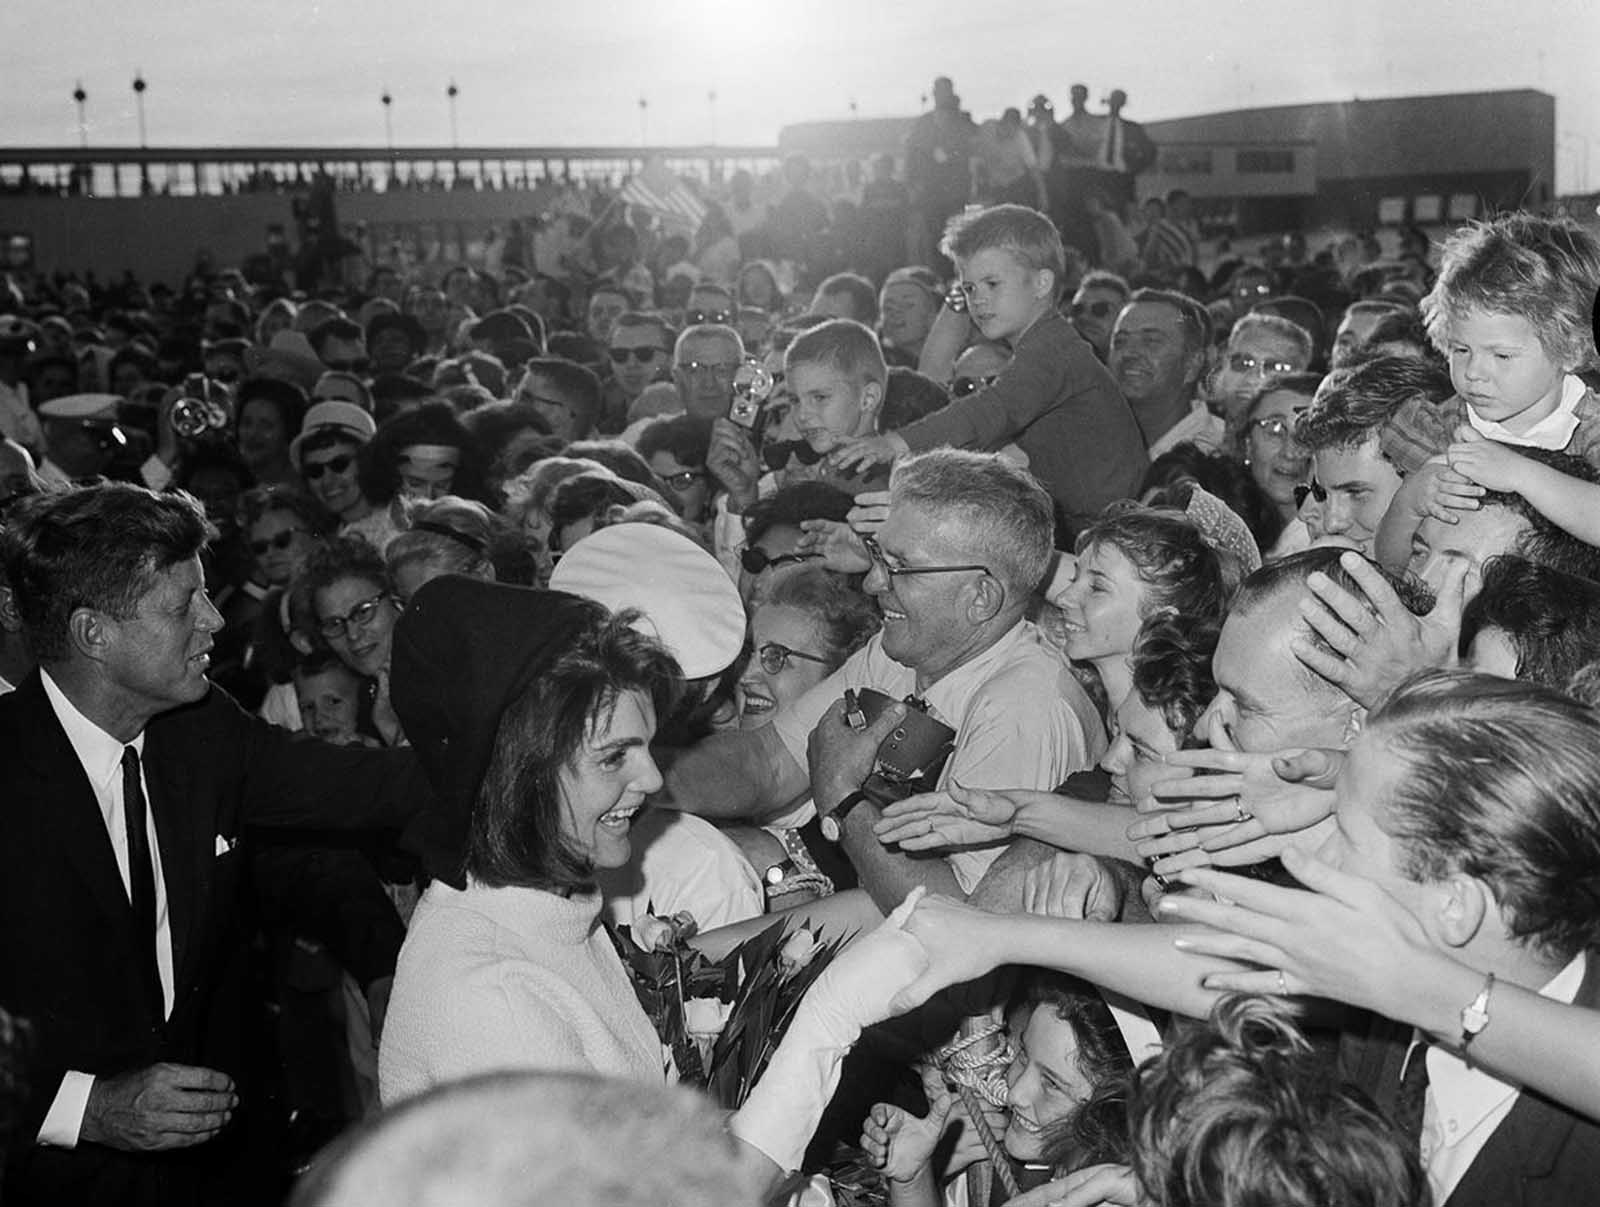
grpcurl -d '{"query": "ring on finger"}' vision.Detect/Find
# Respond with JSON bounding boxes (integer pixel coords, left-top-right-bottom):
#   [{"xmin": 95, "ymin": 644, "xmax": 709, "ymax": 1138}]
[
  {"xmin": 1233, "ymin": 799, "xmax": 1251, "ymax": 823},
  {"xmin": 1276, "ymin": 970, "xmax": 1288, "ymax": 995}
]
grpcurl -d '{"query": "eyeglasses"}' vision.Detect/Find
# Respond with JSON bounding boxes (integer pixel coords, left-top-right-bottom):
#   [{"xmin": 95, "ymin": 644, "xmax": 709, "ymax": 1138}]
[
  {"xmin": 1228, "ymin": 353, "xmax": 1298, "ymax": 377},
  {"xmin": 250, "ymin": 528, "xmax": 309, "ymax": 556},
  {"xmin": 324, "ymin": 358, "xmax": 370, "ymax": 374},
  {"xmin": 660, "ymin": 468, "xmax": 704, "ymax": 492},
  {"xmin": 950, "ymin": 374, "xmax": 999, "ymax": 398},
  {"xmin": 861, "ymin": 534, "xmax": 992, "ymax": 581},
  {"xmin": 686, "ymin": 308, "xmax": 733, "ymax": 325},
  {"xmin": 1293, "ymin": 479, "xmax": 1328, "ymax": 509},
  {"xmin": 1233, "ymin": 283, "xmax": 1274, "ymax": 301},
  {"xmin": 317, "ymin": 592, "xmax": 393, "ymax": 639},
  {"xmin": 303, "ymin": 453, "xmax": 356, "ymax": 480},
  {"xmin": 752, "ymin": 641, "xmax": 831, "ymax": 675},
  {"xmin": 678, "ymin": 360, "xmax": 738, "ymax": 380},
  {"xmin": 1247, "ymin": 416, "xmax": 1298, "ymax": 444},
  {"xmin": 608, "ymin": 345, "xmax": 663, "ymax": 365},
  {"xmin": 762, "ymin": 439, "xmax": 824, "ymax": 471},
  {"xmin": 1071, "ymin": 299, "xmax": 1118, "ymax": 319},
  {"xmin": 740, "ymin": 547, "xmax": 820, "ymax": 575}
]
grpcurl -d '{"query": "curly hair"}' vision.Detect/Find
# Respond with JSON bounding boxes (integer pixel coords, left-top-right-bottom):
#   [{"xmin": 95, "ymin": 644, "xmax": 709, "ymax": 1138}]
[
  {"xmin": 1294, "ymin": 356, "xmax": 1454, "ymax": 454},
  {"xmin": 358, "ymin": 400, "xmax": 493, "ymax": 507},
  {"xmin": 1422, "ymin": 212, "xmax": 1600, "ymax": 372},
  {"xmin": 1074, "ymin": 507, "xmax": 1232, "ymax": 626},
  {"xmin": 760, "ymin": 565, "xmax": 881, "ymax": 667},
  {"xmin": 1129, "ymin": 612, "xmax": 1220, "ymax": 743},
  {"xmin": 1131, "ymin": 994, "xmax": 1429, "ymax": 1207}
]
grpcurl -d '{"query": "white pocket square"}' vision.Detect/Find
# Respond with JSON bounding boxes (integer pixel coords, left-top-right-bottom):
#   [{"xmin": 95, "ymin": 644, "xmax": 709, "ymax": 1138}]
[{"xmin": 214, "ymin": 834, "xmax": 237, "ymax": 857}]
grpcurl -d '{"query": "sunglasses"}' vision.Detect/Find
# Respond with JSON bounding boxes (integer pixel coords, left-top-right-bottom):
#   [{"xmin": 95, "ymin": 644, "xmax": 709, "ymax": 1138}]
[
  {"xmin": 659, "ymin": 468, "xmax": 704, "ymax": 492},
  {"xmin": 761, "ymin": 439, "xmax": 824, "ymax": 471},
  {"xmin": 608, "ymin": 345, "xmax": 662, "ymax": 365},
  {"xmin": 1228, "ymin": 353, "xmax": 1298, "ymax": 376},
  {"xmin": 1071, "ymin": 300, "xmax": 1118, "ymax": 319},
  {"xmin": 250, "ymin": 528, "xmax": 309, "ymax": 556},
  {"xmin": 686, "ymin": 308, "xmax": 733, "ymax": 325},
  {"xmin": 740, "ymin": 547, "xmax": 820, "ymax": 575},
  {"xmin": 950, "ymin": 374, "xmax": 999, "ymax": 398},
  {"xmin": 303, "ymin": 453, "xmax": 355, "ymax": 480},
  {"xmin": 317, "ymin": 591, "xmax": 393, "ymax": 639},
  {"xmin": 1293, "ymin": 480, "xmax": 1328, "ymax": 509},
  {"xmin": 752, "ymin": 641, "xmax": 830, "ymax": 675}
]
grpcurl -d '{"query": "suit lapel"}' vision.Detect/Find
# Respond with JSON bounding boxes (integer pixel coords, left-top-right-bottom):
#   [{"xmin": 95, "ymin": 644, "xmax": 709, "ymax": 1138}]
[{"xmin": 16, "ymin": 674, "xmax": 139, "ymax": 931}]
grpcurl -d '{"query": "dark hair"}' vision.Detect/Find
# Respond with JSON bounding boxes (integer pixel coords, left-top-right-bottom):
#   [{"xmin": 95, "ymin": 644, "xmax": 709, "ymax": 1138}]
[
  {"xmin": 1138, "ymin": 446, "xmax": 1284, "ymax": 554},
  {"xmin": 1358, "ymin": 309, "xmax": 1437, "ymax": 361},
  {"xmin": 547, "ymin": 474, "xmax": 644, "ymax": 551},
  {"xmin": 296, "ymin": 534, "xmax": 392, "ymax": 612},
  {"xmin": 359, "ymin": 400, "xmax": 493, "ymax": 506},
  {"xmin": 461, "ymin": 400, "xmax": 554, "ymax": 465},
  {"xmin": 1131, "ymin": 995, "xmax": 1429, "ymax": 1207},
  {"xmin": 1371, "ymin": 669, "xmax": 1600, "ymax": 960},
  {"xmin": 761, "ymin": 566, "xmax": 881, "ymax": 666},
  {"xmin": 235, "ymin": 376, "xmax": 309, "ymax": 436},
  {"xmin": 635, "ymin": 414, "xmax": 713, "ymax": 468},
  {"xmin": 523, "ymin": 358, "xmax": 603, "ymax": 426},
  {"xmin": 468, "ymin": 608, "xmax": 681, "ymax": 891},
  {"xmin": 1459, "ymin": 557, "xmax": 1600, "ymax": 689},
  {"xmin": 1294, "ymin": 355, "xmax": 1454, "ymax": 453},
  {"xmin": 1013, "ymin": 971, "xmax": 1134, "ymax": 1175},
  {"xmin": 366, "ymin": 311, "xmax": 428, "ymax": 359},
  {"xmin": 880, "ymin": 367, "xmax": 949, "ymax": 430},
  {"xmin": 307, "ymin": 316, "xmax": 366, "ymax": 359},
  {"xmin": 1075, "ymin": 508, "xmax": 1233, "ymax": 625},
  {"xmin": 743, "ymin": 481, "xmax": 855, "ymax": 547},
  {"xmin": 812, "ymin": 273, "xmax": 879, "ymax": 325},
  {"xmin": 1129, "ymin": 612, "xmax": 1220, "ymax": 742},
  {"xmin": 5, "ymin": 484, "xmax": 212, "ymax": 662},
  {"xmin": 1126, "ymin": 287, "xmax": 1213, "ymax": 355},
  {"xmin": 560, "ymin": 439, "xmax": 663, "ymax": 494},
  {"xmin": 434, "ymin": 351, "xmax": 507, "ymax": 400}
]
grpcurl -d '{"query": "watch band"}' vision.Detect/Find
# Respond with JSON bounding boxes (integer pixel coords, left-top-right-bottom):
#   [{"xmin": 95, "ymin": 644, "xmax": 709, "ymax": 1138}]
[
  {"xmin": 1459, "ymin": 971, "xmax": 1495, "ymax": 1052},
  {"xmin": 819, "ymin": 789, "xmax": 871, "ymax": 843}
]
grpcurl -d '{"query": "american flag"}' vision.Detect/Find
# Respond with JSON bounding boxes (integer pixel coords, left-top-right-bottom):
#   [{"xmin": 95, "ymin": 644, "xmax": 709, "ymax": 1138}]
[{"xmin": 619, "ymin": 158, "xmax": 708, "ymax": 234}]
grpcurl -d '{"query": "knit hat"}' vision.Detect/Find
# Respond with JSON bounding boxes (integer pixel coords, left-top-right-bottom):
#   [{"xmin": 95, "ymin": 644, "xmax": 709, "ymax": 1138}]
[
  {"xmin": 289, "ymin": 400, "xmax": 378, "ymax": 466},
  {"xmin": 550, "ymin": 522, "xmax": 745, "ymax": 680},
  {"xmin": 391, "ymin": 575, "xmax": 604, "ymax": 886}
]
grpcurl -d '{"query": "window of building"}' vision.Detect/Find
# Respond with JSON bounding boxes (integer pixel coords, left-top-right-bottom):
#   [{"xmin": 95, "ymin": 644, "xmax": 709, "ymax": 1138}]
[
  {"xmin": 1413, "ymin": 195, "xmax": 1443, "ymax": 222},
  {"xmin": 1448, "ymin": 194, "xmax": 1479, "ymax": 220},
  {"xmin": 1159, "ymin": 147, "xmax": 1214, "ymax": 175},
  {"xmin": 1236, "ymin": 149, "xmax": 1294, "ymax": 174}
]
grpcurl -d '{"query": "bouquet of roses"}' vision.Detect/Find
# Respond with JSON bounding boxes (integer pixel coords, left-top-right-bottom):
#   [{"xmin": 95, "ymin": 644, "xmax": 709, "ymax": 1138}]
[{"xmin": 610, "ymin": 911, "xmax": 851, "ymax": 1109}]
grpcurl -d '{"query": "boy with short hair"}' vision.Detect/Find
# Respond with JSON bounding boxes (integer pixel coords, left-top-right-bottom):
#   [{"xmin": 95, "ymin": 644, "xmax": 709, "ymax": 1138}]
[
  {"xmin": 1375, "ymin": 213, "xmax": 1600, "ymax": 567},
  {"xmin": 516, "ymin": 357, "xmax": 603, "ymax": 443},
  {"xmin": 292, "ymin": 650, "xmax": 376, "ymax": 746},
  {"xmin": 829, "ymin": 204, "xmax": 1147, "ymax": 536}
]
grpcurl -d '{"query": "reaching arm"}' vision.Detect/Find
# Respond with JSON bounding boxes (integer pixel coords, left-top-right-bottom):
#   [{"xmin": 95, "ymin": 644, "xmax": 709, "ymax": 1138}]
[
  {"xmin": 839, "ymin": 795, "xmax": 966, "ymax": 911},
  {"xmin": 1447, "ymin": 428, "xmax": 1600, "ymax": 547},
  {"xmin": 657, "ymin": 723, "xmax": 809, "ymax": 823}
]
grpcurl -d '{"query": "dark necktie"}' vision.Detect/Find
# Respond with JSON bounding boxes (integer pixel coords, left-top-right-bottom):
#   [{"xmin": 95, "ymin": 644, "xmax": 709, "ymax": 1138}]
[
  {"xmin": 121, "ymin": 746, "xmax": 165, "ymax": 1021},
  {"xmin": 1393, "ymin": 1040, "xmax": 1432, "ymax": 1151}
]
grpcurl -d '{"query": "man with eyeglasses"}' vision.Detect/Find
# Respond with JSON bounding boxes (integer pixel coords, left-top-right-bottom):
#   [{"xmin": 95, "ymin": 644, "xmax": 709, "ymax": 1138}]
[
  {"xmin": 1108, "ymin": 288, "xmax": 1217, "ymax": 456},
  {"xmin": 673, "ymin": 323, "xmax": 745, "ymax": 421},
  {"xmin": 663, "ymin": 449, "xmax": 1103, "ymax": 909}
]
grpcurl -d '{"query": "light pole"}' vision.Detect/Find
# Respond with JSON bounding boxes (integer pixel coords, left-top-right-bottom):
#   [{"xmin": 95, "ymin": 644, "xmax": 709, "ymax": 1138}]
[
  {"xmin": 638, "ymin": 96, "xmax": 648, "ymax": 146},
  {"xmin": 73, "ymin": 81, "xmax": 88, "ymax": 148},
  {"xmin": 708, "ymin": 90, "xmax": 718, "ymax": 145},
  {"xmin": 131, "ymin": 71, "xmax": 147, "ymax": 147},
  {"xmin": 381, "ymin": 90, "xmax": 394, "ymax": 151},
  {"xmin": 447, "ymin": 80, "xmax": 459, "ymax": 150}
]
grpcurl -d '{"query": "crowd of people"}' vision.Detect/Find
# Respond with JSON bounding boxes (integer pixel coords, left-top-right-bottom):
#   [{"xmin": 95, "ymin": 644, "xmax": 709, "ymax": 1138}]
[{"xmin": 2, "ymin": 74, "xmax": 1600, "ymax": 1207}]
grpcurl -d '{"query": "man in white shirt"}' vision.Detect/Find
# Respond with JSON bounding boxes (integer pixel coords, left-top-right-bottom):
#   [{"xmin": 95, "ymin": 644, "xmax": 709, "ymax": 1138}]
[{"xmin": 664, "ymin": 449, "xmax": 1104, "ymax": 908}]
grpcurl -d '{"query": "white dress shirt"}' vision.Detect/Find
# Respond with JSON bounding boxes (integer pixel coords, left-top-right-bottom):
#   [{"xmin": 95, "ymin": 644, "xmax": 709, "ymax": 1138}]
[
  {"xmin": 1465, "ymin": 373, "xmax": 1586, "ymax": 448},
  {"xmin": 36, "ymin": 669, "xmax": 174, "ymax": 1148},
  {"xmin": 1414, "ymin": 952, "xmax": 1586, "ymax": 1203}
]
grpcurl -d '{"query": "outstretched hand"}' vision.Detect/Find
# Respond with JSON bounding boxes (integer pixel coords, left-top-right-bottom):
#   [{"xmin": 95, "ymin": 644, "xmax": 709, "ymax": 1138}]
[
  {"xmin": 796, "ymin": 518, "xmax": 872, "ymax": 573},
  {"xmin": 874, "ymin": 781, "xmax": 1027, "ymax": 851},
  {"xmin": 825, "ymin": 433, "xmax": 911, "ymax": 477}
]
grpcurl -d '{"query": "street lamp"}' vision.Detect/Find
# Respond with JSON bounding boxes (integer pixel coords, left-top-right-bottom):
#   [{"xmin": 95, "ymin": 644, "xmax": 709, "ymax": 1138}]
[
  {"xmin": 638, "ymin": 96, "xmax": 649, "ymax": 146},
  {"xmin": 708, "ymin": 90, "xmax": 718, "ymax": 145},
  {"xmin": 381, "ymin": 90, "xmax": 394, "ymax": 152},
  {"xmin": 73, "ymin": 81, "xmax": 88, "ymax": 148},
  {"xmin": 132, "ymin": 71, "xmax": 148, "ymax": 147},
  {"xmin": 447, "ymin": 80, "xmax": 459, "ymax": 150}
]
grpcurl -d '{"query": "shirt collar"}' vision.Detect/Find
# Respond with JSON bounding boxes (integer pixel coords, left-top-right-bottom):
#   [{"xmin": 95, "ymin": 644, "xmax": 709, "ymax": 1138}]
[
  {"xmin": 1417, "ymin": 951, "xmax": 1587, "ymax": 1135},
  {"xmin": 1465, "ymin": 374, "xmax": 1586, "ymax": 447},
  {"xmin": 920, "ymin": 620, "xmax": 1035, "ymax": 714},
  {"xmin": 40, "ymin": 666, "xmax": 144, "ymax": 789}
]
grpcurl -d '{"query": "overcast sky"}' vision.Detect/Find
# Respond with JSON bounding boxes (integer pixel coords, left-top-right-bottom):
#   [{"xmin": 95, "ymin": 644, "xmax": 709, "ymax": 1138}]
[{"xmin": 6, "ymin": 0, "xmax": 1597, "ymax": 191}]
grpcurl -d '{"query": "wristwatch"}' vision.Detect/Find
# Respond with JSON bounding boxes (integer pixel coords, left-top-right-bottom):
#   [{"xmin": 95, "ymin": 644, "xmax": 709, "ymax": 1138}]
[
  {"xmin": 820, "ymin": 789, "xmax": 871, "ymax": 843},
  {"xmin": 1459, "ymin": 971, "xmax": 1495, "ymax": 1052}
]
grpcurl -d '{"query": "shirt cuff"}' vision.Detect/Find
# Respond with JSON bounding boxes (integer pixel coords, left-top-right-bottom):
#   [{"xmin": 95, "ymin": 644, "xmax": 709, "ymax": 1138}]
[
  {"xmin": 141, "ymin": 454, "xmax": 174, "ymax": 491},
  {"xmin": 37, "ymin": 1070, "xmax": 94, "ymax": 1148}
]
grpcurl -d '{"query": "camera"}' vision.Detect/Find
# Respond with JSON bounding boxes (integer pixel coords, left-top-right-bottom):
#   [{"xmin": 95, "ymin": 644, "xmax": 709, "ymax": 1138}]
[
  {"xmin": 170, "ymin": 373, "xmax": 234, "ymax": 440},
  {"xmin": 726, "ymin": 357, "xmax": 774, "ymax": 430}
]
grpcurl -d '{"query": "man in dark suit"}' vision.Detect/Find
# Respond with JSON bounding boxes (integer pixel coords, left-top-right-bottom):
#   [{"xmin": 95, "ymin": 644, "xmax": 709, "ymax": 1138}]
[
  {"xmin": 0, "ymin": 483, "xmax": 434, "ymax": 1206},
  {"xmin": 1329, "ymin": 673, "xmax": 1600, "ymax": 1206}
]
